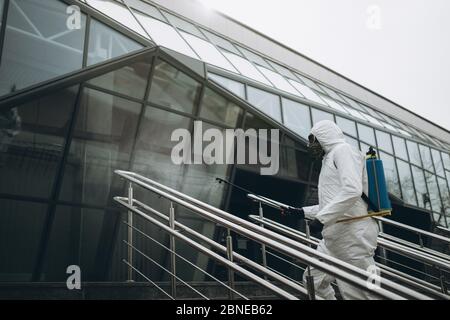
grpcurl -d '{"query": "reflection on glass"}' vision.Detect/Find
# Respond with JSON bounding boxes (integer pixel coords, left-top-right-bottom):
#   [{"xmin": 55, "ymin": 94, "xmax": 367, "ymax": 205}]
[
  {"xmin": 0, "ymin": 0, "xmax": 4, "ymax": 25},
  {"xmin": 441, "ymin": 152, "xmax": 450, "ymax": 171},
  {"xmin": 134, "ymin": 11, "xmax": 198, "ymax": 59},
  {"xmin": 247, "ymin": 86, "xmax": 282, "ymax": 122},
  {"xmin": 431, "ymin": 149, "xmax": 445, "ymax": 177},
  {"xmin": 162, "ymin": 11, "xmax": 205, "ymax": 39},
  {"xmin": 357, "ymin": 123, "xmax": 376, "ymax": 146},
  {"xmin": 425, "ymin": 172, "xmax": 443, "ymax": 217},
  {"xmin": 406, "ymin": 140, "xmax": 422, "ymax": 167},
  {"xmin": 345, "ymin": 134, "xmax": 360, "ymax": 151},
  {"xmin": 123, "ymin": 0, "xmax": 166, "ymax": 21},
  {"xmin": 59, "ymin": 88, "xmax": 141, "ymax": 206},
  {"xmin": 201, "ymin": 29, "xmax": 241, "ymax": 55},
  {"xmin": 267, "ymin": 61, "xmax": 297, "ymax": 80},
  {"xmin": 287, "ymin": 80, "xmax": 325, "ymax": 105},
  {"xmin": 411, "ymin": 166, "xmax": 429, "ymax": 209},
  {"xmin": 0, "ymin": 0, "xmax": 86, "ymax": 95},
  {"xmin": 148, "ymin": 60, "xmax": 201, "ymax": 114},
  {"xmin": 340, "ymin": 95, "xmax": 365, "ymax": 112},
  {"xmin": 375, "ymin": 130, "xmax": 393, "ymax": 154},
  {"xmin": 379, "ymin": 152, "xmax": 401, "ymax": 198},
  {"xmin": 364, "ymin": 114, "xmax": 383, "ymax": 127},
  {"xmin": 336, "ymin": 116, "xmax": 357, "ymax": 137},
  {"xmin": 255, "ymin": 66, "xmax": 300, "ymax": 96},
  {"xmin": 199, "ymin": 88, "xmax": 243, "ymax": 127},
  {"xmin": 295, "ymin": 74, "xmax": 325, "ymax": 93},
  {"xmin": 180, "ymin": 31, "xmax": 237, "ymax": 72},
  {"xmin": 282, "ymin": 98, "xmax": 311, "ymax": 139},
  {"xmin": 237, "ymin": 46, "xmax": 273, "ymax": 69},
  {"xmin": 321, "ymin": 96, "xmax": 349, "ymax": 115},
  {"xmin": 208, "ymin": 74, "xmax": 245, "ymax": 99},
  {"xmin": 87, "ymin": 19, "xmax": 142, "ymax": 66},
  {"xmin": 86, "ymin": 0, "xmax": 147, "ymax": 37},
  {"xmin": 221, "ymin": 51, "xmax": 272, "ymax": 86},
  {"xmin": 346, "ymin": 107, "xmax": 368, "ymax": 122},
  {"xmin": 437, "ymin": 177, "xmax": 450, "ymax": 217},
  {"xmin": 88, "ymin": 56, "xmax": 151, "ymax": 99},
  {"xmin": 0, "ymin": 199, "xmax": 47, "ymax": 281},
  {"xmin": 419, "ymin": 144, "xmax": 434, "ymax": 172},
  {"xmin": 397, "ymin": 159, "xmax": 417, "ymax": 205},
  {"xmin": 392, "ymin": 136, "xmax": 408, "ymax": 161},
  {"xmin": 0, "ymin": 86, "xmax": 78, "ymax": 198},
  {"xmin": 311, "ymin": 108, "xmax": 333, "ymax": 125}
]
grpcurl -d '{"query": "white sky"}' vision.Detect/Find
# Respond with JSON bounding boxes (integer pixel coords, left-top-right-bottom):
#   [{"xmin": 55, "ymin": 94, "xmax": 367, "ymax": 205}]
[{"xmin": 197, "ymin": 0, "xmax": 450, "ymax": 132}]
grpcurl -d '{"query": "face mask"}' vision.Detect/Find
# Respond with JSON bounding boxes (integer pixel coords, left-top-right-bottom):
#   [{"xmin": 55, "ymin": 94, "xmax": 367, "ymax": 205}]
[{"xmin": 308, "ymin": 134, "xmax": 324, "ymax": 159}]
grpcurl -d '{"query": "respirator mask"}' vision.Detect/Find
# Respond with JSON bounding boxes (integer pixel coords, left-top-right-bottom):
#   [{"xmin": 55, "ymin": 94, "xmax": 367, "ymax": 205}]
[{"xmin": 308, "ymin": 134, "xmax": 324, "ymax": 159}]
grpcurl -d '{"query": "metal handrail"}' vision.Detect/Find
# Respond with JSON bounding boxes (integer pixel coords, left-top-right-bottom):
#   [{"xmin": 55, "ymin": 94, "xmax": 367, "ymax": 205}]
[
  {"xmin": 114, "ymin": 170, "xmax": 431, "ymax": 300},
  {"xmin": 125, "ymin": 198, "xmax": 311, "ymax": 299},
  {"xmin": 115, "ymin": 196, "xmax": 298, "ymax": 300},
  {"xmin": 375, "ymin": 217, "xmax": 450, "ymax": 245},
  {"xmin": 247, "ymin": 214, "xmax": 449, "ymax": 300}
]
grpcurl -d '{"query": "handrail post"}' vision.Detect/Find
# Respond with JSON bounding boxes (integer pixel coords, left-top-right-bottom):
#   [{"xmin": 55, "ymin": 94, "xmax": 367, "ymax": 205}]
[
  {"xmin": 226, "ymin": 234, "xmax": 235, "ymax": 300},
  {"xmin": 169, "ymin": 202, "xmax": 177, "ymax": 299},
  {"xmin": 259, "ymin": 202, "xmax": 268, "ymax": 276},
  {"xmin": 439, "ymin": 270, "xmax": 448, "ymax": 295},
  {"xmin": 418, "ymin": 233, "xmax": 424, "ymax": 248},
  {"xmin": 127, "ymin": 182, "xmax": 134, "ymax": 282},
  {"xmin": 304, "ymin": 220, "xmax": 316, "ymax": 300}
]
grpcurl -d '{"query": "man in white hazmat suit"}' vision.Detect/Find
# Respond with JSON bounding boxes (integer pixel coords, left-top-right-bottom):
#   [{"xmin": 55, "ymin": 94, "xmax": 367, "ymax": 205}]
[{"xmin": 290, "ymin": 120, "xmax": 379, "ymax": 300}]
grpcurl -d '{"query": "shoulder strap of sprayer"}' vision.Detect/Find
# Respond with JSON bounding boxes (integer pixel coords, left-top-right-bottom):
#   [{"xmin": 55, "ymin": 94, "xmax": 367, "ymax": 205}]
[{"xmin": 333, "ymin": 155, "xmax": 380, "ymax": 213}]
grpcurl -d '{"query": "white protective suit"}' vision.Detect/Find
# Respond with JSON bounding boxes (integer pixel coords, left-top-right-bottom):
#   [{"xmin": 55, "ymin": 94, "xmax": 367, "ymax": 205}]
[{"xmin": 302, "ymin": 120, "xmax": 379, "ymax": 300}]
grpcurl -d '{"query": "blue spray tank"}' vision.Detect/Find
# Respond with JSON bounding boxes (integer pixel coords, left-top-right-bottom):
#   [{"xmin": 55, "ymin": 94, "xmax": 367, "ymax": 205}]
[
  {"xmin": 337, "ymin": 147, "xmax": 392, "ymax": 223},
  {"xmin": 365, "ymin": 147, "xmax": 392, "ymax": 214}
]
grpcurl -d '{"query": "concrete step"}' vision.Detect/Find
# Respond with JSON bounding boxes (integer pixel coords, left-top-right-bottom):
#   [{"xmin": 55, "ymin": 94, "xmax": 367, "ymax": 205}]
[{"xmin": 0, "ymin": 282, "xmax": 287, "ymax": 300}]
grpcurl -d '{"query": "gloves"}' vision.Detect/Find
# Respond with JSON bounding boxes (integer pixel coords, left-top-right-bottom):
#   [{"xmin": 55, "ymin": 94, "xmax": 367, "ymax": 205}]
[
  {"xmin": 281, "ymin": 207, "xmax": 304, "ymax": 219},
  {"xmin": 308, "ymin": 219, "xmax": 324, "ymax": 234}
]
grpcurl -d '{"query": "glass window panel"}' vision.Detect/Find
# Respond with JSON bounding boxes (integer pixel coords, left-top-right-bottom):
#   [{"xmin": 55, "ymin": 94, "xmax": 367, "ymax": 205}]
[
  {"xmin": 346, "ymin": 107, "xmax": 369, "ymax": 122},
  {"xmin": 411, "ymin": 166, "xmax": 430, "ymax": 210},
  {"xmin": 311, "ymin": 108, "xmax": 334, "ymax": 125},
  {"xmin": 320, "ymin": 96, "xmax": 349, "ymax": 114},
  {"xmin": 362, "ymin": 105, "xmax": 383, "ymax": 120},
  {"xmin": 208, "ymin": 73, "xmax": 245, "ymax": 99},
  {"xmin": 318, "ymin": 84, "xmax": 346, "ymax": 103},
  {"xmin": 425, "ymin": 172, "xmax": 443, "ymax": 217},
  {"xmin": 199, "ymin": 88, "xmax": 243, "ymax": 127},
  {"xmin": 431, "ymin": 149, "xmax": 445, "ymax": 177},
  {"xmin": 59, "ymin": 88, "xmax": 141, "ymax": 206},
  {"xmin": 86, "ymin": 0, "xmax": 147, "ymax": 37},
  {"xmin": 87, "ymin": 19, "xmax": 143, "ymax": 66},
  {"xmin": 379, "ymin": 152, "xmax": 401, "ymax": 198},
  {"xmin": 339, "ymin": 95, "xmax": 365, "ymax": 112},
  {"xmin": 221, "ymin": 51, "xmax": 272, "ymax": 86},
  {"xmin": 247, "ymin": 86, "xmax": 282, "ymax": 122},
  {"xmin": 148, "ymin": 60, "xmax": 201, "ymax": 114},
  {"xmin": 287, "ymin": 79, "xmax": 325, "ymax": 105},
  {"xmin": 237, "ymin": 46, "xmax": 272, "ymax": 69},
  {"xmin": 0, "ymin": 0, "xmax": 3, "ymax": 26},
  {"xmin": 180, "ymin": 31, "xmax": 237, "ymax": 72},
  {"xmin": 0, "ymin": 0, "xmax": 86, "ymax": 95},
  {"xmin": 88, "ymin": 56, "xmax": 151, "ymax": 99},
  {"xmin": 363, "ymin": 114, "xmax": 384, "ymax": 127},
  {"xmin": 0, "ymin": 199, "xmax": 47, "ymax": 281},
  {"xmin": 267, "ymin": 60, "xmax": 297, "ymax": 79},
  {"xmin": 442, "ymin": 152, "xmax": 450, "ymax": 170},
  {"xmin": 447, "ymin": 171, "xmax": 450, "ymax": 194},
  {"xmin": 379, "ymin": 121, "xmax": 399, "ymax": 133},
  {"xmin": 392, "ymin": 136, "xmax": 408, "ymax": 161},
  {"xmin": 406, "ymin": 140, "xmax": 422, "ymax": 167},
  {"xmin": 397, "ymin": 159, "xmax": 417, "ymax": 205},
  {"xmin": 375, "ymin": 130, "xmax": 393, "ymax": 154},
  {"xmin": 123, "ymin": 0, "xmax": 166, "ymax": 21},
  {"xmin": 201, "ymin": 29, "xmax": 241, "ymax": 55},
  {"xmin": 162, "ymin": 11, "xmax": 205, "ymax": 39},
  {"xmin": 345, "ymin": 134, "xmax": 360, "ymax": 151},
  {"xmin": 336, "ymin": 116, "xmax": 357, "ymax": 137},
  {"xmin": 419, "ymin": 144, "xmax": 434, "ymax": 173},
  {"xmin": 295, "ymin": 74, "xmax": 325, "ymax": 93},
  {"xmin": 0, "ymin": 86, "xmax": 78, "ymax": 198},
  {"xmin": 134, "ymin": 12, "xmax": 197, "ymax": 59},
  {"xmin": 357, "ymin": 123, "xmax": 376, "ymax": 146},
  {"xmin": 255, "ymin": 66, "xmax": 300, "ymax": 96},
  {"xmin": 397, "ymin": 128, "xmax": 412, "ymax": 138},
  {"xmin": 438, "ymin": 177, "xmax": 450, "ymax": 215},
  {"xmin": 282, "ymin": 98, "xmax": 311, "ymax": 139}
]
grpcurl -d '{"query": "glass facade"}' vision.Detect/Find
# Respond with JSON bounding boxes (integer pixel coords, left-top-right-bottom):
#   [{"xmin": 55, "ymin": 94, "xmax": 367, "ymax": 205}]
[{"xmin": 1, "ymin": 0, "xmax": 450, "ymax": 286}]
